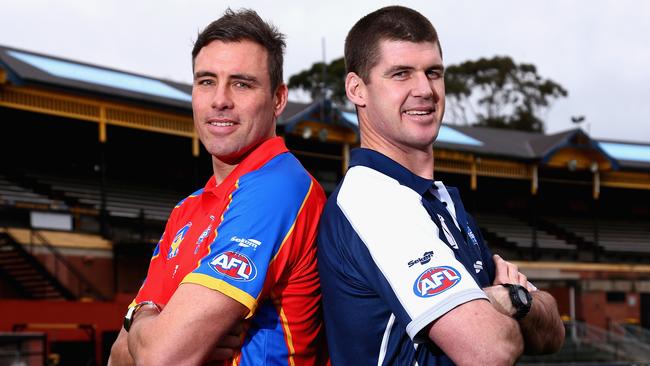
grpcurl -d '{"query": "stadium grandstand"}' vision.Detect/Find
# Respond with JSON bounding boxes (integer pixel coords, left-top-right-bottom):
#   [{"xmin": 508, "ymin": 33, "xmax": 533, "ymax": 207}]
[{"xmin": 1, "ymin": 44, "xmax": 650, "ymax": 365}]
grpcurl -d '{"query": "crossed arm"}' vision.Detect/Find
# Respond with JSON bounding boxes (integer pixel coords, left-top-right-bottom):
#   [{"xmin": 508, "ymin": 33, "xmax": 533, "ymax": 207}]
[
  {"xmin": 426, "ymin": 255, "xmax": 564, "ymax": 365},
  {"xmin": 108, "ymin": 284, "xmax": 246, "ymax": 366},
  {"xmin": 485, "ymin": 254, "xmax": 565, "ymax": 354}
]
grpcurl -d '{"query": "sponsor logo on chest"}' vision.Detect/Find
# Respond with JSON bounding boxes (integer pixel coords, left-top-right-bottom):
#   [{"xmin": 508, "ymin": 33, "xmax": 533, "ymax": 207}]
[
  {"xmin": 407, "ymin": 251, "xmax": 434, "ymax": 267},
  {"xmin": 210, "ymin": 251, "xmax": 257, "ymax": 282},
  {"xmin": 413, "ymin": 266, "xmax": 461, "ymax": 298},
  {"xmin": 230, "ymin": 236, "xmax": 261, "ymax": 250}
]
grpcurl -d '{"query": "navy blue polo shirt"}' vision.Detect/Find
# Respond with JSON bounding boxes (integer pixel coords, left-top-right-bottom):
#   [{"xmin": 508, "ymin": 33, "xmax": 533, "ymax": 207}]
[{"xmin": 317, "ymin": 148, "xmax": 495, "ymax": 365}]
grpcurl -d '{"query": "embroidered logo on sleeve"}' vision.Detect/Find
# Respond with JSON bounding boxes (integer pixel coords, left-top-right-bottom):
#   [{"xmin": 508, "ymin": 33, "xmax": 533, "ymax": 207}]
[
  {"xmin": 413, "ymin": 266, "xmax": 461, "ymax": 298},
  {"xmin": 210, "ymin": 251, "xmax": 257, "ymax": 281}
]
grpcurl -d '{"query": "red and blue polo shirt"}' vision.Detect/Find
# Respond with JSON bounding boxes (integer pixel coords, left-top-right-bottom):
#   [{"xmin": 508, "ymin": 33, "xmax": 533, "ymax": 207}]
[{"xmin": 133, "ymin": 137, "xmax": 327, "ymax": 365}]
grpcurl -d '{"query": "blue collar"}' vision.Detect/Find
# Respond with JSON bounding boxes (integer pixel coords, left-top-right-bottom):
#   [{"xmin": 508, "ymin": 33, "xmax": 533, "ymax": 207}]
[{"xmin": 349, "ymin": 148, "xmax": 434, "ymax": 196}]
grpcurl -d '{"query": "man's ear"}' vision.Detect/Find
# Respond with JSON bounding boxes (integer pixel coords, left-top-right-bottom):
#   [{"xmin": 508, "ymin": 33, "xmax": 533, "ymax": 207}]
[
  {"xmin": 345, "ymin": 72, "xmax": 366, "ymax": 108},
  {"xmin": 273, "ymin": 83, "xmax": 289, "ymax": 118}
]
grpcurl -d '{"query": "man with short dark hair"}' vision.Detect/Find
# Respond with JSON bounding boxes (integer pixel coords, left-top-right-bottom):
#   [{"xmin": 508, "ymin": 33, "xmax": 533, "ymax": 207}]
[
  {"xmin": 317, "ymin": 6, "xmax": 564, "ymax": 365},
  {"xmin": 109, "ymin": 9, "xmax": 327, "ymax": 365}
]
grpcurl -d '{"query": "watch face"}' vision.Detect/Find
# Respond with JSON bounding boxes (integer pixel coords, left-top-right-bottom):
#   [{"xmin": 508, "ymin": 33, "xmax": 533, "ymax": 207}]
[{"xmin": 517, "ymin": 288, "xmax": 529, "ymax": 305}]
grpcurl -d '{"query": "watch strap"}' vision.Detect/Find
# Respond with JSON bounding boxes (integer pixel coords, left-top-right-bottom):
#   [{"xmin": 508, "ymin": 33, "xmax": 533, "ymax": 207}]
[
  {"xmin": 124, "ymin": 301, "xmax": 161, "ymax": 332},
  {"xmin": 501, "ymin": 283, "xmax": 532, "ymax": 319}
]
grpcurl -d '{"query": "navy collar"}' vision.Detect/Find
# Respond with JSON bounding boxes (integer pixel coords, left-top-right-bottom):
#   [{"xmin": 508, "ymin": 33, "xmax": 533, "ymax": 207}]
[{"xmin": 349, "ymin": 148, "xmax": 434, "ymax": 196}]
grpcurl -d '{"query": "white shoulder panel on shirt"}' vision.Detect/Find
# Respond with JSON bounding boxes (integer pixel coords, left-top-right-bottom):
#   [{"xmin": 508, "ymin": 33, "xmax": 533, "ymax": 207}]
[{"xmin": 337, "ymin": 165, "xmax": 487, "ymax": 340}]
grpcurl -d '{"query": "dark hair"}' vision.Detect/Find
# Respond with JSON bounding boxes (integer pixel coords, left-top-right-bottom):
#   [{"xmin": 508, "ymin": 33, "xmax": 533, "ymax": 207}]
[
  {"xmin": 344, "ymin": 6, "xmax": 441, "ymax": 82},
  {"xmin": 192, "ymin": 8, "xmax": 286, "ymax": 91}
]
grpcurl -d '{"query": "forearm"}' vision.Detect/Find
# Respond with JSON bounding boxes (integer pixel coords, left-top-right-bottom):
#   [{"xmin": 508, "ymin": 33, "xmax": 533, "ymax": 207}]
[
  {"xmin": 127, "ymin": 309, "xmax": 176, "ymax": 365},
  {"xmin": 429, "ymin": 299, "xmax": 523, "ymax": 365},
  {"xmin": 108, "ymin": 328, "xmax": 135, "ymax": 366},
  {"xmin": 126, "ymin": 284, "xmax": 247, "ymax": 365},
  {"xmin": 520, "ymin": 291, "xmax": 565, "ymax": 354}
]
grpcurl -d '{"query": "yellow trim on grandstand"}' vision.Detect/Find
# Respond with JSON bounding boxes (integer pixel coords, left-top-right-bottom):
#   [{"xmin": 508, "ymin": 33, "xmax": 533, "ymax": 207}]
[
  {"xmin": 6, "ymin": 227, "xmax": 112, "ymax": 250},
  {"xmin": 545, "ymin": 147, "xmax": 614, "ymax": 171},
  {"xmin": 181, "ymin": 273, "xmax": 257, "ymax": 317},
  {"xmin": 601, "ymin": 171, "xmax": 650, "ymax": 190},
  {"xmin": 434, "ymin": 149, "xmax": 531, "ymax": 181},
  {"xmin": 0, "ymin": 85, "xmax": 193, "ymax": 138},
  {"xmin": 0, "ymin": 69, "xmax": 7, "ymax": 84}
]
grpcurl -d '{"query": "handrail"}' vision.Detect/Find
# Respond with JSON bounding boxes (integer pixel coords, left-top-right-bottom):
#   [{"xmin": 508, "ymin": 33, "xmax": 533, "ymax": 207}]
[{"xmin": 29, "ymin": 230, "xmax": 107, "ymax": 301}]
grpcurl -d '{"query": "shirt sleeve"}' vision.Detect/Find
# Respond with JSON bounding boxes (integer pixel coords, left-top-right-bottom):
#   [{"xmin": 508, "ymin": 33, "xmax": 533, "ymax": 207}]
[
  {"xmin": 181, "ymin": 166, "xmax": 316, "ymax": 317},
  {"xmin": 337, "ymin": 166, "xmax": 488, "ymax": 341}
]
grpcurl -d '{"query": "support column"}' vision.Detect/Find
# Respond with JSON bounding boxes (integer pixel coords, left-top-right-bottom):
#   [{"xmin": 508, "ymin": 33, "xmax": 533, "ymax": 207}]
[
  {"xmin": 470, "ymin": 158, "xmax": 477, "ymax": 191},
  {"xmin": 592, "ymin": 168, "xmax": 600, "ymax": 261},
  {"xmin": 530, "ymin": 164, "xmax": 539, "ymax": 260},
  {"xmin": 98, "ymin": 106, "xmax": 109, "ymax": 238}
]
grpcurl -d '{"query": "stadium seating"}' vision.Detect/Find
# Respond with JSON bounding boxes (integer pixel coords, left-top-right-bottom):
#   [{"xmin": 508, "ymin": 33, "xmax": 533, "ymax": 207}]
[
  {"xmin": 548, "ymin": 216, "xmax": 650, "ymax": 254},
  {"xmin": 474, "ymin": 212, "xmax": 576, "ymax": 251},
  {"xmin": 0, "ymin": 175, "xmax": 67, "ymax": 210},
  {"xmin": 26, "ymin": 174, "xmax": 178, "ymax": 222}
]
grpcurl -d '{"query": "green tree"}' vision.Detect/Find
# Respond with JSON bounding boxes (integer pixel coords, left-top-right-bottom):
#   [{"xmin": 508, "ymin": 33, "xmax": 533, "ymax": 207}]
[
  {"xmin": 288, "ymin": 57, "xmax": 347, "ymax": 105},
  {"xmin": 288, "ymin": 55, "xmax": 566, "ymax": 132},
  {"xmin": 444, "ymin": 56, "xmax": 567, "ymax": 132}
]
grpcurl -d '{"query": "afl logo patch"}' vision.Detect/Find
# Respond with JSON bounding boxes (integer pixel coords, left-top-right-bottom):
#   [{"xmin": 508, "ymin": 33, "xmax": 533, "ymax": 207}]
[
  {"xmin": 413, "ymin": 266, "xmax": 461, "ymax": 298},
  {"xmin": 210, "ymin": 251, "xmax": 257, "ymax": 282}
]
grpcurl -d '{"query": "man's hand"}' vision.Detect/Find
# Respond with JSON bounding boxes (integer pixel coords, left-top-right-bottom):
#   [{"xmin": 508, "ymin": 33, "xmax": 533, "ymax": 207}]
[
  {"xmin": 206, "ymin": 323, "xmax": 243, "ymax": 363},
  {"xmin": 110, "ymin": 312, "xmax": 243, "ymax": 365},
  {"xmin": 484, "ymin": 254, "xmax": 534, "ymax": 317},
  {"xmin": 485, "ymin": 254, "xmax": 565, "ymax": 355},
  {"xmin": 492, "ymin": 254, "xmax": 535, "ymax": 291},
  {"xmin": 483, "ymin": 285, "xmax": 516, "ymax": 317},
  {"xmin": 125, "ymin": 284, "xmax": 248, "ymax": 365}
]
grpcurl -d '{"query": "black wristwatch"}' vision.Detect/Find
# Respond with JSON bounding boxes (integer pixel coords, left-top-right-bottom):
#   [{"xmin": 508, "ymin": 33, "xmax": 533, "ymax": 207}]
[{"xmin": 501, "ymin": 284, "xmax": 532, "ymax": 319}]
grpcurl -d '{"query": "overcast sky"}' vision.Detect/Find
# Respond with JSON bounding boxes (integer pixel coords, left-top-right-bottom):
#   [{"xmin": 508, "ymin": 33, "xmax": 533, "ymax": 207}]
[{"xmin": 2, "ymin": 0, "xmax": 649, "ymax": 143}]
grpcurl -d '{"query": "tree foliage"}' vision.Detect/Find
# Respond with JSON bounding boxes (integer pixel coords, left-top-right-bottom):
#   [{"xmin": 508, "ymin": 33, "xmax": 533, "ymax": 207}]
[
  {"xmin": 445, "ymin": 56, "xmax": 567, "ymax": 132},
  {"xmin": 288, "ymin": 57, "xmax": 347, "ymax": 105},
  {"xmin": 287, "ymin": 55, "xmax": 567, "ymax": 132}
]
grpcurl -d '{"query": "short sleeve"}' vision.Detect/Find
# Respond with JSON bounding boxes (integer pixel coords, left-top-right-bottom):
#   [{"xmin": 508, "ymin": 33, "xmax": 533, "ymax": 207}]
[
  {"xmin": 181, "ymin": 161, "xmax": 315, "ymax": 316},
  {"xmin": 336, "ymin": 166, "xmax": 488, "ymax": 341}
]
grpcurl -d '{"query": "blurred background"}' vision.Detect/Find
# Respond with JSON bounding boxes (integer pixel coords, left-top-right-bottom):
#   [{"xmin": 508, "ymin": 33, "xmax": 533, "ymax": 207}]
[{"xmin": 1, "ymin": 1, "xmax": 649, "ymax": 365}]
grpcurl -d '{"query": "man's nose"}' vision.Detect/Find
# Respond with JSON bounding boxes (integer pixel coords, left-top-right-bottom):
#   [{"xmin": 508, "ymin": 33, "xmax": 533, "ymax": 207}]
[
  {"xmin": 211, "ymin": 84, "xmax": 234, "ymax": 110},
  {"xmin": 411, "ymin": 73, "xmax": 435, "ymax": 99}
]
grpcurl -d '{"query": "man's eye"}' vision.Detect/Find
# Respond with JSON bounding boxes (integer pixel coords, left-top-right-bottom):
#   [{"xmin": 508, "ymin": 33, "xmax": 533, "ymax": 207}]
[
  {"xmin": 234, "ymin": 81, "xmax": 251, "ymax": 89},
  {"xmin": 393, "ymin": 71, "xmax": 409, "ymax": 79},
  {"xmin": 427, "ymin": 70, "xmax": 443, "ymax": 80},
  {"xmin": 197, "ymin": 79, "xmax": 214, "ymax": 86}
]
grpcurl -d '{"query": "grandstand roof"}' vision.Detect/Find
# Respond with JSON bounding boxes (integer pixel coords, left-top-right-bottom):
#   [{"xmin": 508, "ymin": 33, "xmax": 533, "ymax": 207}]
[
  {"xmin": 0, "ymin": 45, "xmax": 192, "ymax": 110},
  {"xmin": 1, "ymin": 44, "xmax": 648, "ymax": 171}
]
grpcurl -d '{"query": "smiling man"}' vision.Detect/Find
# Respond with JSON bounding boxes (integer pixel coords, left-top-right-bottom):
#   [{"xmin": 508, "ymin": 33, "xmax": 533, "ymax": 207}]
[
  {"xmin": 317, "ymin": 6, "xmax": 564, "ymax": 365},
  {"xmin": 109, "ymin": 9, "xmax": 327, "ymax": 366}
]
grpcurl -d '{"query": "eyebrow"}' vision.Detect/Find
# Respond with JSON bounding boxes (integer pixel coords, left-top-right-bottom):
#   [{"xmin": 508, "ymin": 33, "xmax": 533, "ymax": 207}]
[
  {"xmin": 193, "ymin": 71, "xmax": 216, "ymax": 80},
  {"xmin": 383, "ymin": 65, "xmax": 413, "ymax": 77},
  {"xmin": 193, "ymin": 71, "xmax": 260, "ymax": 85},
  {"xmin": 382, "ymin": 64, "xmax": 445, "ymax": 77},
  {"xmin": 231, "ymin": 73, "xmax": 259, "ymax": 85}
]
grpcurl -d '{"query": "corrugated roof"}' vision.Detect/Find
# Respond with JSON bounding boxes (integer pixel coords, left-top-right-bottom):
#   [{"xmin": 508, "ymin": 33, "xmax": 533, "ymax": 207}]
[
  {"xmin": 0, "ymin": 44, "xmax": 192, "ymax": 110},
  {"xmin": 2, "ymin": 44, "xmax": 648, "ymax": 171}
]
